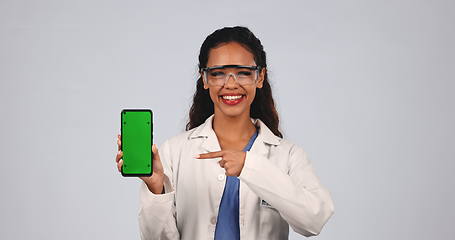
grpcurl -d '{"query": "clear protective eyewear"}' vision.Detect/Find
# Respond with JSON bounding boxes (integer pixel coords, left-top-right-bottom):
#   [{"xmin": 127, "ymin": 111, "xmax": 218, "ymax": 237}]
[{"xmin": 201, "ymin": 64, "xmax": 261, "ymax": 87}]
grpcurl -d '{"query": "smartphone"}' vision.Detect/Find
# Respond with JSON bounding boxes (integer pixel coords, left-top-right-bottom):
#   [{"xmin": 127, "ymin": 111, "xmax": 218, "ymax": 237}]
[{"xmin": 120, "ymin": 109, "xmax": 153, "ymax": 177}]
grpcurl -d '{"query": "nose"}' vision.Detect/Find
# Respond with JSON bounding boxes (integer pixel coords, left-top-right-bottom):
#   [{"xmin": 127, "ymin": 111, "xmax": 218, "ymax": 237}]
[{"xmin": 224, "ymin": 73, "xmax": 238, "ymax": 88}]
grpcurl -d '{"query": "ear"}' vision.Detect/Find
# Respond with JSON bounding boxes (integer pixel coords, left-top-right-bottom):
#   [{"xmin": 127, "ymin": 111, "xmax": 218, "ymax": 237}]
[{"xmin": 256, "ymin": 67, "xmax": 266, "ymax": 88}]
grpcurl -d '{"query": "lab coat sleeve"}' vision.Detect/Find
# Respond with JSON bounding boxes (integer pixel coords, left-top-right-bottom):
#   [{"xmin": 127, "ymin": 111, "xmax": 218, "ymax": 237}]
[
  {"xmin": 238, "ymin": 144, "xmax": 335, "ymax": 236},
  {"xmin": 138, "ymin": 139, "xmax": 180, "ymax": 240}
]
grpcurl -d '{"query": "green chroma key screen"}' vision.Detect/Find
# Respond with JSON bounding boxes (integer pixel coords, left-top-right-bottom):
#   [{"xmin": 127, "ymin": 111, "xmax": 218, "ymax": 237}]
[{"xmin": 121, "ymin": 109, "xmax": 153, "ymax": 176}]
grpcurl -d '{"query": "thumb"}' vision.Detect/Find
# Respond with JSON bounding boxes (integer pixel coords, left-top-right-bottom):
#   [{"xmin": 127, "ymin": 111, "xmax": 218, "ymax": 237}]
[
  {"xmin": 151, "ymin": 144, "xmax": 164, "ymax": 172},
  {"xmin": 152, "ymin": 144, "xmax": 160, "ymax": 161}
]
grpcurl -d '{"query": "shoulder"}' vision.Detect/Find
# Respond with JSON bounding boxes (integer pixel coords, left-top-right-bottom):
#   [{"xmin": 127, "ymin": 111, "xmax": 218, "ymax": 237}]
[
  {"xmin": 276, "ymin": 138, "xmax": 306, "ymax": 156},
  {"xmin": 275, "ymin": 138, "xmax": 310, "ymax": 170}
]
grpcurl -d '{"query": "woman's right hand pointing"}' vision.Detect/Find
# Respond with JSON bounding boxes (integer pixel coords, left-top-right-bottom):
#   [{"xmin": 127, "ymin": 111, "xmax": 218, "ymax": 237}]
[{"xmin": 116, "ymin": 134, "xmax": 165, "ymax": 194}]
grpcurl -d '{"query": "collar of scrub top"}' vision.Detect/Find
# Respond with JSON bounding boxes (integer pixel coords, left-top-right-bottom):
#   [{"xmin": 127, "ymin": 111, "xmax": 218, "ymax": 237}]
[{"xmin": 188, "ymin": 114, "xmax": 282, "ymax": 154}]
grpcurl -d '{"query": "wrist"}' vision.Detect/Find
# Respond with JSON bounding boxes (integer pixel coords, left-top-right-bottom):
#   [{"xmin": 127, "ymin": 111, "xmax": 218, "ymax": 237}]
[{"xmin": 145, "ymin": 173, "xmax": 164, "ymax": 194}]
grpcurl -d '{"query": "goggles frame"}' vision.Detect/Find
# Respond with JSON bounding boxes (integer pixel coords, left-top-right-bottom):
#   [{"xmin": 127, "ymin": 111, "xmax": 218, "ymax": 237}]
[{"xmin": 200, "ymin": 64, "xmax": 262, "ymax": 86}]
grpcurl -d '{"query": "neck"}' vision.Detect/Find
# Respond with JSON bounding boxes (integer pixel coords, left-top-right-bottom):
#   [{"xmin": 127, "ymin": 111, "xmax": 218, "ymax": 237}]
[{"xmin": 212, "ymin": 111, "xmax": 257, "ymax": 142}]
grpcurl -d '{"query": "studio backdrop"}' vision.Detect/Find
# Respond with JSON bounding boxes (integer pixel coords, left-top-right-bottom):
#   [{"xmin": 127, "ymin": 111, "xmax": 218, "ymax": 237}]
[{"xmin": 0, "ymin": 0, "xmax": 454, "ymax": 239}]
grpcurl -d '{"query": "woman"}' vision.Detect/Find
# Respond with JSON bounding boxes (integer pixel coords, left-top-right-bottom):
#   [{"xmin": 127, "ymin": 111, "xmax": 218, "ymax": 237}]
[{"xmin": 115, "ymin": 26, "xmax": 334, "ymax": 240}]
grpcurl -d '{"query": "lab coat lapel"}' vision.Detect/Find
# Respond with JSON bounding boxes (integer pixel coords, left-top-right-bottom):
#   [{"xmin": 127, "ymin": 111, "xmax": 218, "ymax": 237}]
[
  {"xmin": 248, "ymin": 122, "xmax": 269, "ymax": 157},
  {"xmin": 200, "ymin": 115, "xmax": 222, "ymax": 153},
  {"xmin": 249, "ymin": 117, "xmax": 281, "ymax": 157},
  {"xmin": 202, "ymin": 130, "xmax": 222, "ymax": 153}
]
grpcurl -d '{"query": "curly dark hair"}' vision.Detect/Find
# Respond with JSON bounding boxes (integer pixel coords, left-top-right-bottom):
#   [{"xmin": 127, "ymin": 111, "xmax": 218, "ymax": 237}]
[{"xmin": 185, "ymin": 26, "xmax": 283, "ymax": 138}]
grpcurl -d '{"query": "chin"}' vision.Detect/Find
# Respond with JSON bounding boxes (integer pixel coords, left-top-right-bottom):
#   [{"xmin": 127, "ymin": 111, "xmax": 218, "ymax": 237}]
[{"xmin": 217, "ymin": 106, "xmax": 248, "ymax": 118}]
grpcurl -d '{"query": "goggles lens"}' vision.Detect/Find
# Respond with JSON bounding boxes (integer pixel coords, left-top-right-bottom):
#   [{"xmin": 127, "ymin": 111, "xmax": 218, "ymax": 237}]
[{"xmin": 202, "ymin": 65, "xmax": 260, "ymax": 86}]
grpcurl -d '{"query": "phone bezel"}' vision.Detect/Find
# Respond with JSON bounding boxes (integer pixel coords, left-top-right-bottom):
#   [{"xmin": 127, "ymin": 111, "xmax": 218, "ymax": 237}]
[{"xmin": 120, "ymin": 109, "xmax": 153, "ymax": 177}]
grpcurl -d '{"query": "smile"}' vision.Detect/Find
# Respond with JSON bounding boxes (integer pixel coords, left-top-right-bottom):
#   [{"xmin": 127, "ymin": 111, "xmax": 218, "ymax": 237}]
[{"xmin": 219, "ymin": 95, "xmax": 245, "ymax": 105}]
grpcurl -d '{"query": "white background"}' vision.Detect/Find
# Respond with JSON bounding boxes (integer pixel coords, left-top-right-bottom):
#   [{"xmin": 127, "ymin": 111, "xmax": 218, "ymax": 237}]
[{"xmin": 1, "ymin": 0, "xmax": 454, "ymax": 239}]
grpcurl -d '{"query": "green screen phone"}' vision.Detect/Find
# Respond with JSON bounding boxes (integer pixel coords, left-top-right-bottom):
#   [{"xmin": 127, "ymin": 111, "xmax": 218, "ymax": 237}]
[{"xmin": 121, "ymin": 109, "xmax": 153, "ymax": 177}]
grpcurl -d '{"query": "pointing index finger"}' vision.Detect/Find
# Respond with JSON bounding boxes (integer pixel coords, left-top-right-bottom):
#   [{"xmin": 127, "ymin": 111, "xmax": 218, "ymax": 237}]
[{"xmin": 196, "ymin": 151, "xmax": 224, "ymax": 159}]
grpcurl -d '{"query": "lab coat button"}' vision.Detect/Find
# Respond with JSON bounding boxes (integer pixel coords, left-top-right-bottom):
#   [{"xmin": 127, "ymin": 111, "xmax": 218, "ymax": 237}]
[
  {"xmin": 210, "ymin": 216, "xmax": 217, "ymax": 225},
  {"xmin": 217, "ymin": 174, "xmax": 225, "ymax": 181}
]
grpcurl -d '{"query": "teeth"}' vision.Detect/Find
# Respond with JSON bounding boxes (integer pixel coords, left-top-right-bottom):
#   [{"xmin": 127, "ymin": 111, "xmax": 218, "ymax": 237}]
[{"xmin": 222, "ymin": 95, "xmax": 243, "ymax": 100}]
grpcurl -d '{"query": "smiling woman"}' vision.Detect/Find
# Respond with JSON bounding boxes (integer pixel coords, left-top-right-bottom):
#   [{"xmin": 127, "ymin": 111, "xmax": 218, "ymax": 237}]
[{"xmin": 115, "ymin": 26, "xmax": 334, "ymax": 240}]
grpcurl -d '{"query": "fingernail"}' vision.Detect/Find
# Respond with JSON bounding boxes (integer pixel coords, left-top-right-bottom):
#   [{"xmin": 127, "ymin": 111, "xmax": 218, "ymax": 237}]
[{"xmin": 194, "ymin": 154, "xmax": 199, "ymax": 158}]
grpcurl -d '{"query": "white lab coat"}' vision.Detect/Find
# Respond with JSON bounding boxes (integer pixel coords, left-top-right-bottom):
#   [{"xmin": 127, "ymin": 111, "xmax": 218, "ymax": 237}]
[{"xmin": 138, "ymin": 114, "xmax": 334, "ymax": 240}]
